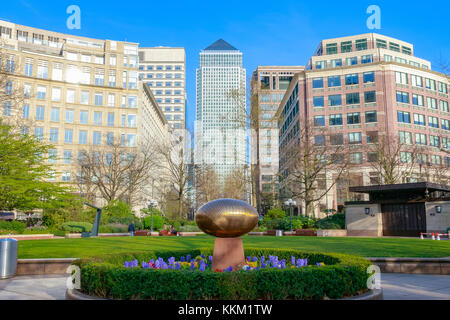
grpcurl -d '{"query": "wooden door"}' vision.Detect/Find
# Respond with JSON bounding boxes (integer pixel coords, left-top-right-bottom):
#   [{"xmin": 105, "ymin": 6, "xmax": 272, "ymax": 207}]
[{"xmin": 381, "ymin": 203, "xmax": 426, "ymax": 236}]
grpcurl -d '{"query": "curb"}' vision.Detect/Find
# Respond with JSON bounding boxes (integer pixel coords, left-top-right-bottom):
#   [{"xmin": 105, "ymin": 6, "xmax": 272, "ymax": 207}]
[
  {"xmin": 366, "ymin": 257, "xmax": 450, "ymax": 275},
  {"xmin": 66, "ymin": 288, "xmax": 383, "ymax": 301}
]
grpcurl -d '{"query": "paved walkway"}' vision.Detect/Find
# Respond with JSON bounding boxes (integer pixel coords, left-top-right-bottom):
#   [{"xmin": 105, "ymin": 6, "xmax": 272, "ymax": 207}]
[{"xmin": 0, "ymin": 273, "xmax": 449, "ymax": 300}]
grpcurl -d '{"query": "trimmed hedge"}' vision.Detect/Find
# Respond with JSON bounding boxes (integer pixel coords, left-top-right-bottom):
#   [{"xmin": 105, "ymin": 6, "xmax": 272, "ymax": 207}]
[
  {"xmin": 75, "ymin": 248, "xmax": 371, "ymax": 300},
  {"xmin": 60, "ymin": 221, "xmax": 93, "ymax": 233}
]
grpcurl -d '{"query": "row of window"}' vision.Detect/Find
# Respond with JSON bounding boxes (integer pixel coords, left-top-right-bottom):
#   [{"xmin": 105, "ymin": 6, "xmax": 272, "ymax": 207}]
[
  {"xmin": 139, "ymin": 65, "xmax": 183, "ymax": 71},
  {"xmin": 395, "ymin": 72, "xmax": 448, "ymax": 94},
  {"xmin": 399, "ymin": 131, "xmax": 450, "ymax": 149},
  {"xmin": 324, "ymin": 38, "xmax": 411, "ymax": 56},
  {"xmin": 32, "ymin": 127, "xmax": 137, "ymax": 147},
  {"xmin": 22, "ymin": 59, "xmax": 138, "ymax": 89},
  {"xmin": 313, "ymin": 111, "xmax": 378, "ymax": 127},
  {"xmin": 23, "ymin": 84, "xmax": 138, "ymax": 108},
  {"xmin": 139, "ymin": 73, "xmax": 183, "ymax": 80},
  {"xmin": 313, "ymin": 91, "xmax": 376, "ymax": 107},
  {"xmin": 312, "ymin": 72, "xmax": 375, "ymax": 88},
  {"xmin": 315, "ymin": 54, "xmax": 374, "ymax": 69},
  {"xmin": 396, "ymin": 91, "xmax": 449, "ymax": 112},
  {"xmin": 397, "ymin": 111, "xmax": 449, "ymax": 130}
]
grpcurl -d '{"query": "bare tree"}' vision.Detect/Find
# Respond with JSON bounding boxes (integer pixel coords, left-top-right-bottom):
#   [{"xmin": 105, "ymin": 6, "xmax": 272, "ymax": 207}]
[
  {"xmin": 223, "ymin": 166, "xmax": 250, "ymax": 200},
  {"xmin": 194, "ymin": 163, "xmax": 221, "ymax": 207},
  {"xmin": 279, "ymin": 120, "xmax": 350, "ymax": 217},
  {"xmin": 368, "ymin": 133, "xmax": 419, "ymax": 184},
  {"xmin": 76, "ymin": 140, "xmax": 160, "ymax": 208},
  {"xmin": 156, "ymin": 134, "xmax": 191, "ymax": 219}
]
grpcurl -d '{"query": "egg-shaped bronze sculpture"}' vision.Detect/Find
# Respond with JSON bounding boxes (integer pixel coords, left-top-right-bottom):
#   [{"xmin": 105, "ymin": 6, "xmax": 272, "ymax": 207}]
[{"xmin": 196, "ymin": 199, "xmax": 259, "ymax": 238}]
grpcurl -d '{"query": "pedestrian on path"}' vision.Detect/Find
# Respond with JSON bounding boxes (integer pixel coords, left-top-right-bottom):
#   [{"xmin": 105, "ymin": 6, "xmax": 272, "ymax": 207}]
[{"xmin": 128, "ymin": 220, "xmax": 135, "ymax": 237}]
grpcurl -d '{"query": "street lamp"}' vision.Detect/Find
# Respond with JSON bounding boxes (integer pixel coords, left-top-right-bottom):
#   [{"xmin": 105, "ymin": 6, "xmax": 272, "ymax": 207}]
[
  {"xmin": 284, "ymin": 199, "xmax": 297, "ymax": 232},
  {"xmin": 147, "ymin": 199, "xmax": 159, "ymax": 233}
]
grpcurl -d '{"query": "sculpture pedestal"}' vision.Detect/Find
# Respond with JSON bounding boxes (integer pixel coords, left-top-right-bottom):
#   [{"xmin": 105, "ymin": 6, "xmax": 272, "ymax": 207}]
[{"xmin": 211, "ymin": 237, "xmax": 245, "ymax": 271}]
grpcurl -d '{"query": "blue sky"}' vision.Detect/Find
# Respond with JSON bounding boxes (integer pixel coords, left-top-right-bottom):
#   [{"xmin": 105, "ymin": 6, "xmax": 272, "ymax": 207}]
[{"xmin": 2, "ymin": 0, "xmax": 449, "ymax": 131}]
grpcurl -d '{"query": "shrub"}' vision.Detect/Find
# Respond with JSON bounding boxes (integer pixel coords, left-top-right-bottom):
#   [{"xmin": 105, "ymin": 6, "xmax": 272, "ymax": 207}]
[
  {"xmin": 75, "ymin": 248, "xmax": 371, "ymax": 300},
  {"xmin": 99, "ymin": 224, "xmax": 129, "ymax": 234},
  {"xmin": 316, "ymin": 213, "xmax": 346, "ymax": 230},
  {"xmin": 103, "ymin": 201, "xmax": 132, "ymax": 219},
  {"xmin": 178, "ymin": 225, "xmax": 200, "ymax": 232},
  {"xmin": 22, "ymin": 226, "xmax": 49, "ymax": 234},
  {"xmin": 143, "ymin": 215, "xmax": 164, "ymax": 231},
  {"xmin": 0, "ymin": 220, "xmax": 26, "ymax": 234},
  {"xmin": 60, "ymin": 221, "xmax": 93, "ymax": 233},
  {"xmin": 103, "ymin": 216, "xmax": 143, "ymax": 230},
  {"xmin": 264, "ymin": 208, "xmax": 286, "ymax": 220}
]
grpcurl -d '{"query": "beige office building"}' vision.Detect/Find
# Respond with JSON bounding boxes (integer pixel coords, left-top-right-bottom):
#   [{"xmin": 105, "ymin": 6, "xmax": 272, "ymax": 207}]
[
  {"xmin": 0, "ymin": 20, "xmax": 170, "ymax": 210},
  {"xmin": 138, "ymin": 47, "xmax": 186, "ymax": 130}
]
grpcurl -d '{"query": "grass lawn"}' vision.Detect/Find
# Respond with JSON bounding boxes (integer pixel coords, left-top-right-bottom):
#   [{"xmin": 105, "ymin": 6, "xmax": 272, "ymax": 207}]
[{"xmin": 17, "ymin": 235, "xmax": 450, "ymax": 259}]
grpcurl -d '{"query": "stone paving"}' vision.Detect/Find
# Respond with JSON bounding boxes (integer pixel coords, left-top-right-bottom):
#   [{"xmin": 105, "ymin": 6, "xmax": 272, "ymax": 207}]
[{"xmin": 0, "ymin": 273, "xmax": 449, "ymax": 300}]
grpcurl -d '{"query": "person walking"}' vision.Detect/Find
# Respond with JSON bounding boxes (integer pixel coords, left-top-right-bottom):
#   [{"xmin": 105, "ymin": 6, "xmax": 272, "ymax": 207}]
[{"xmin": 128, "ymin": 220, "xmax": 135, "ymax": 237}]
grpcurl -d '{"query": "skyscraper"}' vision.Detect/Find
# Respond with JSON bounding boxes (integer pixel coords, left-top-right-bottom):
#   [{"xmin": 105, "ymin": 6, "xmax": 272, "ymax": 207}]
[{"xmin": 195, "ymin": 39, "xmax": 247, "ymax": 184}]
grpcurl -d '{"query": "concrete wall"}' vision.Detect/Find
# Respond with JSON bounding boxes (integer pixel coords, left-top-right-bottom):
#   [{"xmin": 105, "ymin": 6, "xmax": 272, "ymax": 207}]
[
  {"xmin": 346, "ymin": 203, "xmax": 382, "ymax": 236},
  {"xmin": 425, "ymin": 201, "xmax": 450, "ymax": 233}
]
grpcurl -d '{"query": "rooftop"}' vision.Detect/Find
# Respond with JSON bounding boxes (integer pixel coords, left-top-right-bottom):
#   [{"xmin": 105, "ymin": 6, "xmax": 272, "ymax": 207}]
[{"xmin": 204, "ymin": 39, "xmax": 238, "ymax": 51}]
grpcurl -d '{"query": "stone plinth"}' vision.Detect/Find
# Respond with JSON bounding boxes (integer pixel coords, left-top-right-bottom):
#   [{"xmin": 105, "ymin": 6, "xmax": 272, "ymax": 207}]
[{"xmin": 211, "ymin": 238, "xmax": 245, "ymax": 271}]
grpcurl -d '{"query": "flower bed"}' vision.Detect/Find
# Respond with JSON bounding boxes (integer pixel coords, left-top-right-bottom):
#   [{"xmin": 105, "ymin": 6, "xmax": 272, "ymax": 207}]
[{"xmin": 74, "ymin": 248, "xmax": 371, "ymax": 300}]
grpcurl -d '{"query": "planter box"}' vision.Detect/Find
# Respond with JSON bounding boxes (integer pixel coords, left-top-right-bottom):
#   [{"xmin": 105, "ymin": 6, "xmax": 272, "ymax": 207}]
[
  {"xmin": 179, "ymin": 232, "xmax": 204, "ymax": 237},
  {"xmin": 134, "ymin": 230, "xmax": 149, "ymax": 236},
  {"xmin": 0, "ymin": 234, "xmax": 54, "ymax": 240},
  {"xmin": 65, "ymin": 233, "xmax": 81, "ymax": 239},
  {"xmin": 295, "ymin": 229, "xmax": 317, "ymax": 236},
  {"xmin": 317, "ymin": 229, "xmax": 347, "ymax": 237}
]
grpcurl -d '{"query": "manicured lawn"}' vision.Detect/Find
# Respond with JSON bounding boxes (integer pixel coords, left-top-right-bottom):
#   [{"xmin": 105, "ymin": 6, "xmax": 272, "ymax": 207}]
[{"xmin": 17, "ymin": 235, "xmax": 450, "ymax": 259}]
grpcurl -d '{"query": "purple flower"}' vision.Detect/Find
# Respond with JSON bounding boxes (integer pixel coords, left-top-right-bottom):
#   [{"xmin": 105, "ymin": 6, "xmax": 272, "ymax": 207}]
[
  {"xmin": 261, "ymin": 263, "xmax": 267, "ymax": 269},
  {"xmin": 175, "ymin": 262, "xmax": 181, "ymax": 270},
  {"xmin": 162, "ymin": 263, "xmax": 168, "ymax": 269},
  {"xmin": 226, "ymin": 266, "xmax": 233, "ymax": 272},
  {"xmin": 296, "ymin": 258, "xmax": 307, "ymax": 268},
  {"xmin": 190, "ymin": 261, "xmax": 195, "ymax": 270},
  {"xmin": 180, "ymin": 256, "xmax": 185, "ymax": 262},
  {"xmin": 261, "ymin": 256, "xmax": 265, "ymax": 264},
  {"xmin": 208, "ymin": 256, "xmax": 213, "ymax": 262},
  {"xmin": 199, "ymin": 261, "xmax": 206, "ymax": 271},
  {"xmin": 280, "ymin": 260, "xmax": 286, "ymax": 269},
  {"xmin": 187, "ymin": 254, "xmax": 191, "ymax": 262},
  {"xmin": 168, "ymin": 257, "xmax": 175, "ymax": 265},
  {"xmin": 246, "ymin": 256, "xmax": 251, "ymax": 261},
  {"xmin": 149, "ymin": 259, "xmax": 154, "ymax": 264},
  {"xmin": 200, "ymin": 254, "xmax": 205, "ymax": 259},
  {"xmin": 291, "ymin": 256, "xmax": 296, "ymax": 265},
  {"xmin": 155, "ymin": 260, "xmax": 161, "ymax": 268},
  {"xmin": 124, "ymin": 261, "xmax": 129, "ymax": 268},
  {"xmin": 252, "ymin": 257, "xmax": 258, "ymax": 262}
]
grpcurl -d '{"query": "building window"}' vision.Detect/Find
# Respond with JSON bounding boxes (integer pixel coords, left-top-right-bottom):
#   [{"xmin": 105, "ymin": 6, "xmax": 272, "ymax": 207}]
[
  {"xmin": 312, "ymin": 78, "xmax": 324, "ymax": 89},
  {"xmin": 327, "ymin": 76, "xmax": 341, "ymax": 87},
  {"xmin": 63, "ymin": 150, "xmax": 72, "ymax": 164},
  {"xmin": 65, "ymin": 110, "xmax": 74, "ymax": 123},
  {"xmin": 93, "ymin": 132, "xmax": 101, "ymax": 145},
  {"xmin": 395, "ymin": 72, "xmax": 408, "ymax": 85},
  {"xmin": 94, "ymin": 112, "xmax": 102, "ymax": 125},
  {"xmin": 49, "ymin": 128, "xmax": 59, "ymax": 142},
  {"xmin": 94, "ymin": 93, "xmax": 103, "ymax": 106},
  {"xmin": 361, "ymin": 55, "xmax": 373, "ymax": 64},
  {"xmin": 313, "ymin": 96, "xmax": 324, "ymax": 108},
  {"xmin": 399, "ymin": 131, "xmax": 412, "ymax": 145},
  {"xmin": 326, "ymin": 43, "xmax": 338, "ymax": 55},
  {"xmin": 429, "ymin": 135, "xmax": 440, "ymax": 147},
  {"xmin": 411, "ymin": 75, "xmax": 423, "ymax": 87},
  {"xmin": 314, "ymin": 135, "xmax": 325, "ymax": 146},
  {"xmin": 314, "ymin": 116, "xmax": 325, "ymax": 127},
  {"xmin": 348, "ymin": 132, "xmax": 362, "ymax": 144},
  {"xmin": 413, "ymin": 113, "xmax": 426, "ymax": 126},
  {"xmin": 389, "ymin": 42, "xmax": 400, "ymax": 52},
  {"xmin": 396, "ymin": 91, "xmax": 409, "ymax": 104},
  {"xmin": 37, "ymin": 86, "xmax": 46, "ymax": 99},
  {"xmin": 415, "ymin": 133, "xmax": 427, "ymax": 145},
  {"xmin": 329, "ymin": 114, "xmax": 343, "ymax": 126},
  {"xmin": 328, "ymin": 94, "xmax": 342, "ymax": 106},
  {"xmin": 341, "ymin": 41, "xmax": 352, "ymax": 53},
  {"xmin": 412, "ymin": 94, "xmax": 424, "ymax": 106},
  {"xmin": 346, "ymin": 92, "xmax": 360, "ymax": 105},
  {"xmin": 428, "ymin": 116, "xmax": 439, "ymax": 128},
  {"xmin": 48, "ymin": 149, "xmax": 57, "ymax": 163},
  {"xmin": 64, "ymin": 129, "xmax": 73, "ymax": 143},
  {"xmin": 376, "ymin": 39, "xmax": 387, "ymax": 49},
  {"xmin": 347, "ymin": 112, "xmax": 360, "ymax": 124},
  {"xmin": 350, "ymin": 152, "xmax": 363, "ymax": 164},
  {"xmin": 427, "ymin": 97, "xmax": 437, "ymax": 110},
  {"xmin": 365, "ymin": 111, "xmax": 377, "ymax": 123},
  {"xmin": 79, "ymin": 131, "xmax": 87, "ymax": 145},
  {"xmin": 315, "ymin": 61, "xmax": 327, "ymax": 69},
  {"xmin": 397, "ymin": 111, "xmax": 411, "ymax": 123},
  {"xmin": 355, "ymin": 39, "xmax": 367, "ymax": 51},
  {"xmin": 51, "ymin": 108, "xmax": 60, "ymax": 122},
  {"xmin": 363, "ymin": 72, "xmax": 375, "ymax": 83},
  {"xmin": 330, "ymin": 134, "xmax": 344, "ymax": 145},
  {"xmin": 346, "ymin": 57, "xmax": 358, "ymax": 66},
  {"xmin": 35, "ymin": 106, "xmax": 45, "ymax": 121},
  {"xmin": 345, "ymin": 74, "xmax": 359, "ymax": 85},
  {"xmin": 330, "ymin": 59, "xmax": 342, "ymax": 68},
  {"xmin": 364, "ymin": 91, "xmax": 376, "ymax": 103},
  {"xmin": 441, "ymin": 101, "xmax": 449, "ymax": 112},
  {"xmin": 80, "ymin": 111, "xmax": 88, "ymax": 124}
]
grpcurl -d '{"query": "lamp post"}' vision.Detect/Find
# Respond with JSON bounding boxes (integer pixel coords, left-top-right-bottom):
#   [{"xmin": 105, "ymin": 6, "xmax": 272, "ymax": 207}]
[
  {"xmin": 284, "ymin": 199, "xmax": 297, "ymax": 232},
  {"xmin": 147, "ymin": 199, "xmax": 158, "ymax": 233}
]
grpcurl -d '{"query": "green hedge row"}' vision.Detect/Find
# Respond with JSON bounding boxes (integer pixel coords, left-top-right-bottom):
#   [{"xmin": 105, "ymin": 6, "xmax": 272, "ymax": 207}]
[{"xmin": 75, "ymin": 248, "xmax": 371, "ymax": 300}]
